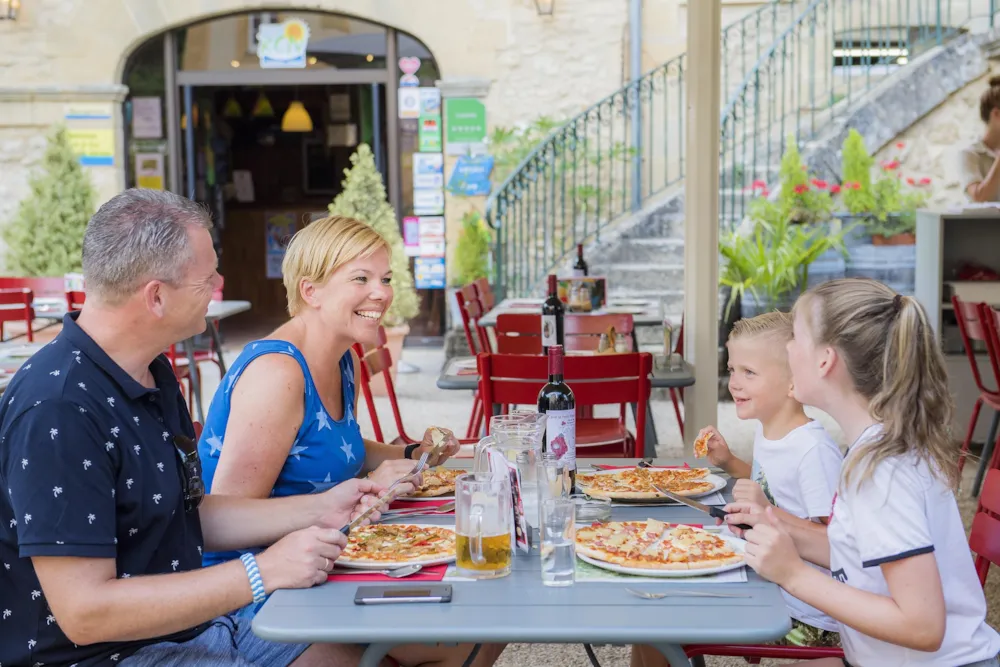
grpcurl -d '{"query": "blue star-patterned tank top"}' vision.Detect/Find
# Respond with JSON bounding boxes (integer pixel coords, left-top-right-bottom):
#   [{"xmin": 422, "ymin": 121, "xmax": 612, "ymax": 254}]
[{"xmin": 197, "ymin": 340, "xmax": 365, "ymax": 569}]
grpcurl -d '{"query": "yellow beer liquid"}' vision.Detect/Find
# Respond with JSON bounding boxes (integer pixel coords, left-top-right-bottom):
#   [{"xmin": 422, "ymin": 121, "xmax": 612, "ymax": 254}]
[{"xmin": 455, "ymin": 533, "xmax": 512, "ymax": 571}]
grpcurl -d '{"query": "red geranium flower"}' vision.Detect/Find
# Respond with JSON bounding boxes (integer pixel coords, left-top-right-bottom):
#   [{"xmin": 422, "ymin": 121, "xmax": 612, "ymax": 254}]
[
  {"xmin": 751, "ymin": 179, "xmax": 768, "ymax": 190},
  {"xmin": 896, "ymin": 142, "xmax": 905, "ymax": 149},
  {"xmin": 794, "ymin": 184, "xmax": 809, "ymax": 194},
  {"xmin": 906, "ymin": 177, "xmax": 916, "ymax": 186},
  {"xmin": 830, "ymin": 184, "xmax": 842, "ymax": 194},
  {"xmin": 919, "ymin": 177, "xmax": 932, "ymax": 185},
  {"xmin": 882, "ymin": 160, "xmax": 900, "ymax": 170},
  {"xmin": 811, "ymin": 179, "xmax": 828, "ymax": 189}
]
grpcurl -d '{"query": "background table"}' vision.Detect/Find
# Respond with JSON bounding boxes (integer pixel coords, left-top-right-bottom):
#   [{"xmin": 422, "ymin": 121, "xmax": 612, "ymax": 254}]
[
  {"xmin": 184, "ymin": 300, "xmax": 251, "ymax": 422},
  {"xmin": 479, "ymin": 298, "xmax": 665, "ymax": 329},
  {"xmin": 437, "ymin": 355, "xmax": 695, "ymax": 456},
  {"xmin": 252, "ymin": 458, "xmax": 790, "ymax": 667}
]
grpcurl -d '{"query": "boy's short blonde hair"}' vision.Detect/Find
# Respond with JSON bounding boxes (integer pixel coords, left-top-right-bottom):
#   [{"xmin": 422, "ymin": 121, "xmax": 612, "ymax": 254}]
[
  {"xmin": 282, "ymin": 215, "xmax": 389, "ymax": 316},
  {"xmin": 728, "ymin": 310, "xmax": 794, "ymax": 345}
]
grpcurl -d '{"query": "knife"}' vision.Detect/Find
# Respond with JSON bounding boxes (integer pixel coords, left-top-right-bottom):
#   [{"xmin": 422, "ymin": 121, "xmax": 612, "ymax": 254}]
[
  {"xmin": 341, "ymin": 452, "xmax": 430, "ymax": 536},
  {"xmin": 636, "ymin": 465, "xmax": 752, "ymax": 532}
]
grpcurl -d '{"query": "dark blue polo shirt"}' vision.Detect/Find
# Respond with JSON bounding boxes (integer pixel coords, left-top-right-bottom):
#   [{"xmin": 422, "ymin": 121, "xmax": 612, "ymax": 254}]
[{"xmin": 0, "ymin": 313, "xmax": 207, "ymax": 667}]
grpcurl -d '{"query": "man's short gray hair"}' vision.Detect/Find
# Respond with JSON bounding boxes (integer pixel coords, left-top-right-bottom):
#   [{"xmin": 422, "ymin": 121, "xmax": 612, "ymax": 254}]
[{"xmin": 82, "ymin": 189, "xmax": 213, "ymax": 305}]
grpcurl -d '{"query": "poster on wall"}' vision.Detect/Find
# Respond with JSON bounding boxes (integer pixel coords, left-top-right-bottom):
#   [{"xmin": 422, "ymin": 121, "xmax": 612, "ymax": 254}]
[
  {"xmin": 264, "ymin": 212, "xmax": 298, "ymax": 279},
  {"xmin": 415, "ymin": 257, "xmax": 446, "ymax": 289},
  {"xmin": 398, "ymin": 88, "xmax": 420, "ymax": 119},
  {"xmin": 413, "ymin": 189, "xmax": 445, "ymax": 216},
  {"xmin": 418, "ymin": 216, "xmax": 446, "ymax": 258},
  {"xmin": 445, "ymin": 98, "xmax": 488, "ymax": 156},
  {"xmin": 412, "ymin": 153, "xmax": 444, "ymax": 189},
  {"xmin": 131, "ymin": 97, "xmax": 163, "ymax": 139},
  {"xmin": 419, "ymin": 87, "xmax": 441, "ymax": 115},
  {"xmin": 403, "ymin": 216, "xmax": 421, "ymax": 257},
  {"xmin": 446, "ymin": 155, "xmax": 494, "ymax": 196},
  {"xmin": 256, "ymin": 18, "xmax": 310, "ymax": 68},
  {"xmin": 399, "ymin": 57, "xmax": 421, "ymax": 87},
  {"xmin": 134, "ymin": 153, "xmax": 165, "ymax": 190},
  {"xmin": 418, "ymin": 115, "xmax": 442, "ymax": 152}
]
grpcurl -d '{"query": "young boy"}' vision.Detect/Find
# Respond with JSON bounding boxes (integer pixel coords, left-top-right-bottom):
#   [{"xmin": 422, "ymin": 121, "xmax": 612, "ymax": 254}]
[{"xmin": 632, "ymin": 312, "xmax": 842, "ymax": 667}]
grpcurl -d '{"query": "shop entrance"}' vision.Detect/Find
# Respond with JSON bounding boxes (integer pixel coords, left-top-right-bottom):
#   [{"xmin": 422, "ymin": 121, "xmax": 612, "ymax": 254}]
[{"xmin": 121, "ymin": 11, "xmax": 445, "ymax": 339}]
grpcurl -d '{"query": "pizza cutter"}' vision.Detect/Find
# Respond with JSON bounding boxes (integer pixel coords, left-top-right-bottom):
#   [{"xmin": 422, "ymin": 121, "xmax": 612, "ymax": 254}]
[{"xmin": 636, "ymin": 462, "xmax": 752, "ymax": 532}]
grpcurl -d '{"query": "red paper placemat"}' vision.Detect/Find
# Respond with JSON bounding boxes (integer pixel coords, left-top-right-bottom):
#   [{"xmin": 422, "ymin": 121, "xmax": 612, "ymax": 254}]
[
  {"xmin": 388, "ymin": 497, "xmax": 454, "ymax": 512},
  {"xmin": 592, "ymin": 463, "xmax": 690, "ymax": 470},
  {"xmin": 328, "ymin": 564, "xmax": 448, "ymax": 583},
  {"xmin": 456, "ymin": 368, "xmax": 478, "ymax": 376}
]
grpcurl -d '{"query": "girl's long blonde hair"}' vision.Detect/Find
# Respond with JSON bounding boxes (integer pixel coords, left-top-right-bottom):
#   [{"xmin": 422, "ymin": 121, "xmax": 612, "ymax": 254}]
[{"xmin": 795, "ymin": 278, "xmax": 958, "ymax": 489}]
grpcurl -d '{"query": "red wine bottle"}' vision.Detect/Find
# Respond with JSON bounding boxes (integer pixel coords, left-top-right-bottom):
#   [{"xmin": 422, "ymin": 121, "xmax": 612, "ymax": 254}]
[
  {"xmin": 541, "ymin": 274, "xmax": 564, "ymax": 354},
  {"xmin": 538, "ymin": 345, "xmax": 576, "ymax": 485},
  {"xmin": 572, "ymin": 244, "xmax": 589, "ymax": 277}
]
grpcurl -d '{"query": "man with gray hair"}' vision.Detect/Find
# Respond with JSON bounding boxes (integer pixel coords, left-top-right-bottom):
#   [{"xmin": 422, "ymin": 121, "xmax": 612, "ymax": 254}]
[{"xmin": 0, "ymin": 189, "xmax": 390, "ymax": 667}]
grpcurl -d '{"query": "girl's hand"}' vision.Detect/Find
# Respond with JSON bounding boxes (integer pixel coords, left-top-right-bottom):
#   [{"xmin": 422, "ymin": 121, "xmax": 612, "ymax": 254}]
[
  {"xmin": 733, "ymin": 478, "xmax": 770, "ymax": 508},
  {"xmin": 743, "ymin": 506, "xmax": 805, "ymax": 587},
  {"xmin": 368, "ymin": 459, "xmax": 421, "ymax": 495}
]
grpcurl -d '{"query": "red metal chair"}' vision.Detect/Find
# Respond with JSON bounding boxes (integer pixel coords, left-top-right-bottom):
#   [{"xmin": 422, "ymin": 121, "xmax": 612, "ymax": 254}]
[
  {"xmin": 562, "ymin": 313, "xmax": 635, "ymax": 352},
  {"xmin": 477, "ymin": 351, "xmax": 652, "ymax": 457},
  {"xmin": 353, "ymin": 326, "xmax": 478, "ymax": 447},
  {"xmin": 0, "ymin": 288, "xmax": 35, "ymax": 342},
  {"xmin": 473, "ymin": 277, "xmax": 495, "ymax": 312},
  {"xmin": 493, "ymin": 313, "xmax": 542, "ymax": 354},
  {"xmin": 494, "ymin": 313, "xmax": 635, "ymax": 355},
  {"xmin": 455, "ymin": 284, "xmax": 493, "ymax": 438},
  {"xmin": 952, "ymin": 295, "xmax": 1000, "ymax": 476},
  {"xmin": 670, "ymin": 316, "xmax": 685, "ymax": 439},
  {"xmin": 972, "ymin": 468, "xmax": 1000, "ymax": 586},
  {"xmin": 65, "ymin": 290, "xmax": 86, "ymax": 312}
]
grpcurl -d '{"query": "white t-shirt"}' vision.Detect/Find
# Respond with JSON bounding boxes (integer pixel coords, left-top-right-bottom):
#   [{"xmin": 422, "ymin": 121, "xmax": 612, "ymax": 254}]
[
  {"xmin": 828, "ymin": 426, "xmax": 1000, "ymax": 666},
  {"xmin": 751, "ymin": 420, "xmax": 843, "ymax": 632}
]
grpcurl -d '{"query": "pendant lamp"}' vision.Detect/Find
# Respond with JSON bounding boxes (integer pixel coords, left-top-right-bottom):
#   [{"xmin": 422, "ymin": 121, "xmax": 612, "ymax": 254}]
[{"xmin": 281, "ymin": 100, "xmax": 313, "ymax": 132}]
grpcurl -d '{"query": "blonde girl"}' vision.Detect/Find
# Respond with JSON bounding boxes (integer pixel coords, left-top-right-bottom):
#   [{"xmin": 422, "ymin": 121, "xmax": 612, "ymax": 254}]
[{"xmin": 726, "ymin": 278, "xmax": 1000, "ymax": 667}]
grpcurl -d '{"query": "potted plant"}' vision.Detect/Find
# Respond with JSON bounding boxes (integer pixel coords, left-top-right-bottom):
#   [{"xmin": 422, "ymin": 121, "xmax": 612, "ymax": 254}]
[
  {"xmin": 866, "ymin": 162, "xmax": 930, "ymax": 245},
  {"xmin": 330, "ymin": 144, "xmax": 419, "ymax": 395},
  {"xmin": 447, "ymin": 209, "xmax": 493, "ymax": 330},
  {"xmin": 838, "ymin": 128, "xmax": 877, "ymax": 245}
]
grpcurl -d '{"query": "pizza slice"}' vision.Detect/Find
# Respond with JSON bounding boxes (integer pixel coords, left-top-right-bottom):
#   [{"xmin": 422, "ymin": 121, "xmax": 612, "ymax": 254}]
[
  {"xmin": 575, "ymin": 519, "xmax": 668, "ymax": 563},
  {"xmin": 412, "ymin": 466, "xmax": 462, "ymax": 497},
  {"xmin": 693, "ymin": 431, "xmax": 711, "ymax": 458}
]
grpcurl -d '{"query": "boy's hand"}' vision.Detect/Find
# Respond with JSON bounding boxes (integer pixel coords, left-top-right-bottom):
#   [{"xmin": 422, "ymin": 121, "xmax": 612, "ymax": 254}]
[
  {"xmin": 733, "ymin": 478, "xmax": 770, "ymax": 508},
  {"xmin": 697, "ymin": 426, "xmax": 733, "ymax": 468}
]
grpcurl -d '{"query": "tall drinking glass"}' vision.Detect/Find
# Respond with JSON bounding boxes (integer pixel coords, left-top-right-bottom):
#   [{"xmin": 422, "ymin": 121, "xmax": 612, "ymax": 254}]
[
  {"xmin": 455, "ymin": 473, "xmax": 513, "ymax": 579},
  {"xmin": 540, "ymin": 497, "xmax": 576, "ymax": 586}
]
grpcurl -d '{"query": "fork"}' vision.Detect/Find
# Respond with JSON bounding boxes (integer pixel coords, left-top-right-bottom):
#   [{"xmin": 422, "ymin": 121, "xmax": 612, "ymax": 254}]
[
  {"xmin": 383, "ymin": 501, "xmax": 456, "ymax": 517},
  {"xmin": 625, "ymin": 587, "xmax": 751, "ymax": 600},
  {"xmin": 385, "ymin": 452, "xmax": 430, "ymax": 495}
]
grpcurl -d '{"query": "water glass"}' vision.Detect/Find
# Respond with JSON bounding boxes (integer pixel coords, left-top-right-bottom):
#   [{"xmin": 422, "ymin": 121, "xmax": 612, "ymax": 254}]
[{"xmin": 540, "ymin": 498, "xmax": 576, "ymax": 587}]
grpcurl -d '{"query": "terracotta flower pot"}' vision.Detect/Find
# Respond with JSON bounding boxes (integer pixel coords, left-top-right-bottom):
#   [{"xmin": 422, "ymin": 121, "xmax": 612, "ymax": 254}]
[
  {"xmin": 368, "ymin": 323, "xmax": 410, "ymax": 397},
  {"xmin": 872, "ymin": 232, "xmax": 915, "ymax": 246}
]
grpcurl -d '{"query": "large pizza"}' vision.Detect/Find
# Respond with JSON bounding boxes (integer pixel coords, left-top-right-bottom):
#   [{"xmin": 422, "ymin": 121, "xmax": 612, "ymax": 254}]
[
  {"xmin": 411, "ymin": 467, "xmax": 463, "ymax": 497},
  {"xmin": 575, "ymin": 468, "xmax": 716, "ymax": 499},
  {"xmin": 575, "ymin": 519, "xmax": 743, "ymax": 570},
  {"xmin": 338, "ymin": 524, "xmax": 456, "ymax": 566}
]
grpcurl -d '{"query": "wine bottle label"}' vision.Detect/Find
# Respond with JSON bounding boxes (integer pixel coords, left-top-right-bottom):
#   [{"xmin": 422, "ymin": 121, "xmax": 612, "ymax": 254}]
[
  {"xmin": 541, "ymin": 314, "xmax": 557, "ymax": 348},
  {"xmin": 544, "ymin": 408, "xmax": 576, "ymax": 471}
]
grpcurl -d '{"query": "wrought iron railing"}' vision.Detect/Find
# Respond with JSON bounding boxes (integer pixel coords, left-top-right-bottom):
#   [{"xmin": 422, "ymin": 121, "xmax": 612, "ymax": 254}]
[
  {"xmin": 487, "ymin": 0, "xmax": 998, "ymax": 299},
  {"xmin": 486, "ymin": 0, "xmax": 809, "ymax": 298},
  {"xmin": 720, "ymin": 0, "xmax": 996, "ymax": 229}
]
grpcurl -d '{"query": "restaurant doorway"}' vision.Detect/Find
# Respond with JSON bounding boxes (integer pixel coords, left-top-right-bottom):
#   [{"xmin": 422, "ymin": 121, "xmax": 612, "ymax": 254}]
[{"xmin": 121, "ymin": 11, "xmax": 445, "ymax": 338}]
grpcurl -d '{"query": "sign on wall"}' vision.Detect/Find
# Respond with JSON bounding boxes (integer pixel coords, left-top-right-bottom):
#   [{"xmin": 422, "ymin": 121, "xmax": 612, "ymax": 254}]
[
  {"xmin": 257, "ymin": 19, "xmax": 310, "ymax": 68},
  {"xmin": 447, "ymin": 155, "xmax": 494, "ymax": 196},
  {"xmin": 415, "ymin": 257, "xmax": 446, "ymax": 289},
  {"xmin": 445, "ymin": 98, "xmax": 487, "ymax": 155}
]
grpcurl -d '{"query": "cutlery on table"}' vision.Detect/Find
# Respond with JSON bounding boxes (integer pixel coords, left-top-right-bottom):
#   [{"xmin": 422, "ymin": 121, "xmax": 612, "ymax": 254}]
[
  {"xmin": 636, "ymin": 461, "xmax": 752, "ymax": 532},
  {"xmin": 330, "ymin": 564, "xmax": 425, "ymax": 578},
  {"xmin": 341, "ymin": 452, "xmax": 430, "ymax": 536},
  {"xmin": 383, "ymin": 501, "xmax": 456, "ymax": 517},
  {"xmin": 625, "ymin": 587, "xmax": 751, "ymax": 600}
]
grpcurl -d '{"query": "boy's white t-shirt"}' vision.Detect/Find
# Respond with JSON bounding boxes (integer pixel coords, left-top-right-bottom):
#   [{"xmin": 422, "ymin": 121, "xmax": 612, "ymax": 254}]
[
  {"xmin": 828, "ymin": 425, "xmax": 1000, "ymax": 666},
  {"xmin": 751, "ymin": 420, "xmax": 843, "ymax": 632}
]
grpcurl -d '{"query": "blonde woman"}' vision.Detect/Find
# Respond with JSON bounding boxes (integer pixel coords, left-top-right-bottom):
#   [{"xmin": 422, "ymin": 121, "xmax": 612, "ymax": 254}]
[{"xmin": 194, "ymin": 217, "xmax": 500, "ymax": 665}]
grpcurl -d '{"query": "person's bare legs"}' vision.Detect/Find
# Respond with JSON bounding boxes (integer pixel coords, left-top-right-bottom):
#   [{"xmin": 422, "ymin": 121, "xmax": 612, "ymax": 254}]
[{"xmin": 291, "ymin": 642, "xmax": 505, "ymax": 667}]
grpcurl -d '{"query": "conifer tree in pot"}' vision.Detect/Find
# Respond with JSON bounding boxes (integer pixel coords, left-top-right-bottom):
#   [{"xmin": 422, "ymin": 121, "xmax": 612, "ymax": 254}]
[
  {"xmin": 3, "ymin": 125, "xmax": 96, "ymax": 276},
  {"xmin": 329, "ymin": 144, "xmax": 419, "ymax": 394}
]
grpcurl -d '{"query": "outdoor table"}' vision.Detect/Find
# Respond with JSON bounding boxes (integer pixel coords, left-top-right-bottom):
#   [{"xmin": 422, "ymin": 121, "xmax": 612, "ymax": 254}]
[
  {"xmin": 252, "ymin": 458, "xmax": 790, "ymax": 667},
  {"xmin": 436, "ymin": 355, "xmax": 695, "ymax": 457},
  {"xmin": 478, "ymin": 298, "xmax": 666, "ymax": 329},
  {"xmin": 184, "ymin": 299, "xmax": 251, "ymax": 422}
]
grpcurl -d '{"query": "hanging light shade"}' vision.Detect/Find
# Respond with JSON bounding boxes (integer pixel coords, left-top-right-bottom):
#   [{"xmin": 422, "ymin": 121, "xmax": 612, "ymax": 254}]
[
  {"xmin": 251, "ymin": 92, "xmax": 275, "ymax": 117},
  {"xmin": 223, "ymin": 96, "xmax": 243, "ymax": 118},
  {"xmin": 281, "ymin": 101, "xmax": 313, "ymax": 132}
]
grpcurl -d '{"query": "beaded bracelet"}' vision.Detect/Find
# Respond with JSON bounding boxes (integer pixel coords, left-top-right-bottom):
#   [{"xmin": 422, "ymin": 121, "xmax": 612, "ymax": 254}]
[{"xmin": 239, "ymin": 552, "xmax": 267, "ymax": 604}]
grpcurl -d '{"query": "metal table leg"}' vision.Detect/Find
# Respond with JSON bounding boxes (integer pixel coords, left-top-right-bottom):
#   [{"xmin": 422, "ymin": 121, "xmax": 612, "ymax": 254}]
[
  {"xmin": 207, "ymin": 320, "xmax": 227, "ymax": 375},
  {"xmin": 652, "ymin": 643, "xmax": 692, "ymax": 667},
  {"xmin": 185, "ymin": 337, "xmax": 204, "ymax": 423},
  {"xmin": 359, "ymin": 642, "xmax": 394, "ymax": 667},
  {"xmin": 973, "ymin": 410, "xmax": 1000, "ymax": 497}
]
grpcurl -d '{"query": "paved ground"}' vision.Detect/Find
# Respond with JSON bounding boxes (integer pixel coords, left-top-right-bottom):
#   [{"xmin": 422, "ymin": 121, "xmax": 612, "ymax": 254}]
[{"xmin": 14, "ymin": 327, "xmax": 996, "ymax": 666}]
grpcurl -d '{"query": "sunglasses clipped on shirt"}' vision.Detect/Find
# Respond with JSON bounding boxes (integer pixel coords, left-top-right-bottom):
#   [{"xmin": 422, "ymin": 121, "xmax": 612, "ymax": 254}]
[{"xmin": 173, "ymin": 435, "xmax": 206, "ymax": 513}]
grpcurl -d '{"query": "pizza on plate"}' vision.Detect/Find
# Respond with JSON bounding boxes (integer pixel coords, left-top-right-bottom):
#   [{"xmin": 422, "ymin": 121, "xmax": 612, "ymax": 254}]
[
  {"xmin": 575, "ymin": 519, "xmax": 743, "ymax": 570},
  {"xmin": 575, "ymin": 468, "xmax": 715, "ymax": 499},
  {"xmin": 339, "ymin": 524, "xmax": 456, "ymax": 565},
  {"xmin": 411, "ymin": 466, "xmax": 463, "ymax": 497}
]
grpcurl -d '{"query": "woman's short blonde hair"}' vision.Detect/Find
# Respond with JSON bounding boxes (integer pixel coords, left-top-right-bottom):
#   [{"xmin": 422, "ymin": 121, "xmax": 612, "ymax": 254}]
[{"xmin": 282, "ymin": 215, "xmax": 389, "ymax": 316}]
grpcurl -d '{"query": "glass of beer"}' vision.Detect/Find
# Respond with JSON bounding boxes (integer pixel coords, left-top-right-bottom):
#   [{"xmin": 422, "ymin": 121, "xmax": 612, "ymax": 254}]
[{"xmin": 455, "ymin": 472, "xmax": 513, "ymax": 579}]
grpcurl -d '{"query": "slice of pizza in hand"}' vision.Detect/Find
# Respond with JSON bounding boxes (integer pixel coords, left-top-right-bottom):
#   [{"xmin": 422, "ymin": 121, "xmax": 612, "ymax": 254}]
[
  {"xmin": 427, "ymin": 426, "xmax": 450, "ymax": 453},
  {"xmin": 693, "ymin": 431, "xmax": 711, "ymax": 458}
]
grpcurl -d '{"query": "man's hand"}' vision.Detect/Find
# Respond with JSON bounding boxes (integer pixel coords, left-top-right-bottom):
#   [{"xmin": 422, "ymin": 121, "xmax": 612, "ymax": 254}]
[
  {"xmin": 414, "ymin": 426, "xmax": 461, "ymax": 466},
  {"xmin": 733, "ymin": 478, "xmax": 770, "ymax": 508},
  {"xmin": 697, "ymin": 426, "xmax": 733, "ymax": 468},
  {"xmin": 255, "ymin": 526, "xmax": 346, "ymax": 593},
  {"xmin": 368, "ymin": 459, "xmax": 422, "ymax": 495},
  {"xmin": 743, "ymin": 507, "xmax": 807, "ymax": 588},
  {"xmin": 313, "ymin": 478, "xmax": 386, "ymax": 529}
]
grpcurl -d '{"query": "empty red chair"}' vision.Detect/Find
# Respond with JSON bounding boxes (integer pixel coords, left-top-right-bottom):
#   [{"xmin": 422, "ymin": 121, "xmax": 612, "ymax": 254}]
[
  {"xmin": 65, "ymin": 290, "xmax": 86, "ymax": 312},
  {"xmin": 952, "ymin": 295, "xmax": 1000, "ymax": 477},
  {"xmin": 0, "ymin": 288, "xmax": 35, "ymax": 342}
]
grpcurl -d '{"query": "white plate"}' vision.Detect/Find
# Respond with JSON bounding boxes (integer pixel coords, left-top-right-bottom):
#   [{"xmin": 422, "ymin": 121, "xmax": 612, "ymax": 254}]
[
  {"xmin": 452, "ymin": 358, "xmax": 478, "ymax": 370},
  {"xmin": 576, "ymin": 533, "xmax": 747, "ymax": 578},
  {"xmin": 336, "ymin": 523, "xmax": 457, "ymax": 569},
  {"xmin": 576, "ymin": 470, "xmax": 727, "ymax": 502}
]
